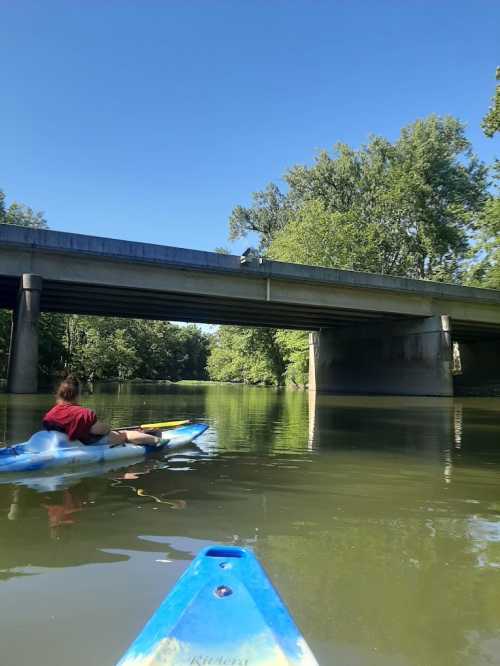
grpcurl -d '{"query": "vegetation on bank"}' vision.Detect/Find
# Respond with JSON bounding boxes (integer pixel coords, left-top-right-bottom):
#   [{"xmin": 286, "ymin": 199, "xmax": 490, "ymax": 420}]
[
  {"xmin": 0, "ymin": 313, "xmax": 209, "ymax": 386},
  {"xmin": 1, "ymin": 77, "xmax": 499, "ymax": 387}
]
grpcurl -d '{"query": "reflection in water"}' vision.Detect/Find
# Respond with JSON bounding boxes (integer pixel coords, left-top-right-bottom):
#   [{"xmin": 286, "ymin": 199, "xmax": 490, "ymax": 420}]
[
  {"xmin": 42, "ymin": 489, "xmax": 83, "ymax": 538},
  {"xmin": 308, "ymin": 391, "xmax": 455, "ymax": 454},
  {"xmin": 111, "ymin": 472, "xmax": 188, "ymax": 510},
  {"xmin": 0, "ymin": 385, "xmax": 499, "ymax": 665},
  {"xmin": 454, "ymin": 402, "xmax": 463, "ymax": 449}
]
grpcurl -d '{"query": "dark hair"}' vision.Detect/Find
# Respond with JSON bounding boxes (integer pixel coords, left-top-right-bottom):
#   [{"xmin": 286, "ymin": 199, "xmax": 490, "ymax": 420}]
[{"xmin": 56, "ymin": 376, "xmax": 80, "ymax": 403}]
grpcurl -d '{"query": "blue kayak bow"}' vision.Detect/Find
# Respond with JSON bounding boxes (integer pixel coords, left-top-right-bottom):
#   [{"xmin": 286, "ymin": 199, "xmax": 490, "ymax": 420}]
[{"xmin": 117, "ymin": 545, "xmax": 318, "ymax": 665}]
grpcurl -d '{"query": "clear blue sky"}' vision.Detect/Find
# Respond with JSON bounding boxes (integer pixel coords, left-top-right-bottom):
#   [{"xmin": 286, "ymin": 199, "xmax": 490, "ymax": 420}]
[{"xmin": 1, "ymin": 1, "xmax": 498, "ymax": 254}]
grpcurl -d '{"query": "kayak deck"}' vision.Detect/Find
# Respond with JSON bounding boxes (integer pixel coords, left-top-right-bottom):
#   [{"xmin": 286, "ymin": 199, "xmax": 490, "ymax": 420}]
[{"xmin": 117, "ymin": 546, "xmax": 318, "ymax": 665}]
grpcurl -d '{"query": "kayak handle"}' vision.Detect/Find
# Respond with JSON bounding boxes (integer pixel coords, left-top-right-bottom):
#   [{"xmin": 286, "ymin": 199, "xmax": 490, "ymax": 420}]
[{"xmin": 205, "ymin": 546, "xmax": 245, "ymax": 558}]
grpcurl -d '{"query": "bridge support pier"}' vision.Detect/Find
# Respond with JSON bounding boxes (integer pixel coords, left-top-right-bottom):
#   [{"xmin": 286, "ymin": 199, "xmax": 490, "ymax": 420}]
[
  {"xmin": 309, "ymin": 315, "xmax": 453, "ymax": 396},
  {"xmin": 453, "ymin": 340, "xmax": 500, "ymax": 395},
  {"xmin": 7, "ymin": 274, "xmax": 42, "ymax": 394}
]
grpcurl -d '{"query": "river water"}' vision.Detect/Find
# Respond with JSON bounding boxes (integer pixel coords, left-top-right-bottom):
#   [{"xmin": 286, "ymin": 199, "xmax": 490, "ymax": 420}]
[{"xmin": 0, "ymin": 383, "xmax": 499, "ymax": 665}]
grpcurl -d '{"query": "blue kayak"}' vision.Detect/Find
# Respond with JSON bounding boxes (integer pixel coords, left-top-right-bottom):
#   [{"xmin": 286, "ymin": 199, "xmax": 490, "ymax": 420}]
[
  {"xmin": 117, "ymin": 546, "xmax": 318, "ymax": 665},
  {"xmin": 0, "ymin": 423, "xmax": 208, "ymax": 475}
]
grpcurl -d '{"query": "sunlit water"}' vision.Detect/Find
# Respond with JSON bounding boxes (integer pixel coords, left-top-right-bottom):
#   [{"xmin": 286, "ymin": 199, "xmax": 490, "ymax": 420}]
[{"xmin": 0, "ymin": 383, "xmax": 500, "ymax": 666}]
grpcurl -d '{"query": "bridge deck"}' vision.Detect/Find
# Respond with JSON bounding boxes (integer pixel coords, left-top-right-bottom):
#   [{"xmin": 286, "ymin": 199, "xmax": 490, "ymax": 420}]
[{"xmin": 1, "ymin": 224, "xmax": 499, "ymax": 339}]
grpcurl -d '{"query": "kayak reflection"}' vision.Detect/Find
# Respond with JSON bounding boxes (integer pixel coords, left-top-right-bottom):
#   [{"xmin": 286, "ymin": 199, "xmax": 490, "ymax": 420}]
[
  {"xmin": 111, "ymin": 470, "xmax": 189, "ymax": 510},
  {"xmin": 0, "ymin": 440, "xmax": 206, "ymax": 493}
]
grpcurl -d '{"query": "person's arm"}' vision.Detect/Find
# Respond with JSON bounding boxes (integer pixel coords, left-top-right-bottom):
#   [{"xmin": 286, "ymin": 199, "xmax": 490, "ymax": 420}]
[{"xmin": 89, "ymin": 420, "xmax": 111, "ymax": 436}]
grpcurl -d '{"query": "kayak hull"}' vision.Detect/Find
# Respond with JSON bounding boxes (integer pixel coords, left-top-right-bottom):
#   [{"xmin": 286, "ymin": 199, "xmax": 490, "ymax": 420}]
[
  {"xmin": 0, "ymin": 423, "xmax": 208, "ymax": 475},
  {"xmin": 117, "ymin": 546, "xmax": 318, "ymax": 665}
]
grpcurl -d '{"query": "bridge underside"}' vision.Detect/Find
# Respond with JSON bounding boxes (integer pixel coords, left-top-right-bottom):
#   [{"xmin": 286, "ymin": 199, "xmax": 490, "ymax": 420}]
[
  {"xmin": 2, "ymin": 274, "xmax": 499, "ymax": 396},
  {"xmin": 1, "ymin": 224, "xmax": 499, "ymax": 393},
  {"xmin": 1, "ymin": 276, "xmax": 499, "ymax": 341},
  {"xmin": 0, "ymin": 276, "xmax": 412, "ymax": 330}
]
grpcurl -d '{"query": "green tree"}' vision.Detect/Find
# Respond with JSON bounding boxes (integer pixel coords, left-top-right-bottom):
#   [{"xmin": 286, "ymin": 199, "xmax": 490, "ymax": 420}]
[
  {"xmin": 233, "ymin": 116, "xmax": 488, "ymax": 282},
  {"xmin": 38, "ymin": 313, "xmax": 68, "ymax": 382},
  {"xmin": 482, "ymin": 67, "xmax": 500, "ymax": 138},
  {"xmin": 207, "ymin": 326, "xmax": 285, "ymax": 385},
  {"xmin": 274, "ymin": 329, "xmax": 309, "ymax": 387},
  {"xmin": 468, "ymin": 70, "xmax": 500, "ymax": 289},
  {"xmin": 221, "ymin": 116, "xmax": 490, "ymax": 387},
  {"xmin": 129, "ymin": 320, "xmax": 209, "ymax": 381},
  {"xmin": 475, "ymin": 198, "xmax": 500, "ymax": 288},
  {"xmin": 2, "ymin": 308, "xmax": 211, "ymax": 386},
  {"xmin": 177, "ymin": 324, "xmax": 210, "ymax": 380},
  {"xmin": 61, "ymin": 316, "xmax": 210, "ymax": 384},
  {"xmin": 268, "ymin": 200, "xmax": 386, "ymax": 272},
  {"xmin": 229, "ymin": 183, "xmax": 292, "ymax": 251},
  {"xmin": 0, "ymin": 189, "xmax": 47, "ymax": 228},
  {"xmin": 467, "ymin": 164, "xmax": 500, "ymax": 289}
]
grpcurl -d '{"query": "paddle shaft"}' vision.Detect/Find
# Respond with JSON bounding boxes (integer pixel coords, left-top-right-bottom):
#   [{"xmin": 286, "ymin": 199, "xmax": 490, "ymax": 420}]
[{"xmin": 115, "ymin": 419, "xmax": 191, "ymax": 432}]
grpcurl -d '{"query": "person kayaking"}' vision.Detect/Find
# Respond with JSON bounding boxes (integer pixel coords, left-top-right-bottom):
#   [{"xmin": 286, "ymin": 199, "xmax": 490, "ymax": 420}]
[{"xmin": 42, "ymin": 376, "xmax": 164, "ymax": 447}]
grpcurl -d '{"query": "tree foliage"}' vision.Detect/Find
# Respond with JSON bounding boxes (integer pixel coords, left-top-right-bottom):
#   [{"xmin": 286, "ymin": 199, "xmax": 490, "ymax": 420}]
[
  {"xmin": 467, "ymin": 164, "xmax": 500, "ymax": 289},
  {"xmin": 232, "ymin": 116, "xmax": 488, "ymax": 282},
  {"xmin": 207, "ymin": 326, "xmax": 285, "ymax": 385},
  {"xmin": 229, "ymin": 183, "xmax": 292, "ymax": 251},
  {"xmin": 472, "ymin": 68, "xmax": 500, "ymax": 288},
  {"xmin": 274, "ymin": 330, "xmax": 309, "ymax": 387},
  {"xmin": 268, "ymin": 200, "xmax": 382, "ymax": 272},
  {"xmin": 1, "ymin": 313, "xmax": 210, "ymax": 384},
  {"xmin": 482, "ymin": 67, "xmax": 500, "ymax": 138},
  {"xmin": 0, "ymin": 189, "xmax": 47, "ymax": 228},
  {"xmin": 219, "ymin": 115, "xmax": 492, "ymax": 387},
  {"xmin": 60, "ymin": 316, "xmax": 210, "ymax": 383}
]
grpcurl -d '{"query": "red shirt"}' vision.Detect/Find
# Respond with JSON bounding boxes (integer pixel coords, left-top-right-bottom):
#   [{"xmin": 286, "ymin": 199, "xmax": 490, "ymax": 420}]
[{"xmin": 42, "ymin": 403, "xmax": 97, "ymax": 442}]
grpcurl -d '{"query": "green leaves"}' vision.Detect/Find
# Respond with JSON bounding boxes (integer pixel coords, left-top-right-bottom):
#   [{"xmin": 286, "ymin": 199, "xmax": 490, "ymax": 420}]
[
  {"xmin": 230, "ymin": 115, "xmax": 488, "ymax": 283},
  {"xmin": 0, "ymin": 314, "xmax": 210, "ymax": 384},
  {"xmin": 482, "ymin": 67, "xmax": 500, "ymax": 138},
  {"xmin": 466, "ymin": 165, "xmax": 500, "ymax": 289},
  {"xmin": 61, "ymin": 317, "xmax": 210, "ymax": 383},
  {"xmin": 221, "ymin": 114, "xmax": 493, "ymax": 387},
  {"xmin": 207, "ymin": 326, "xmax": 285, "ymax": 385},
  {"xmin": 0, "ymin": 190, "xmax": 47, "ymax": 229},
  {"xmin": 269, "ymin": 200, "xmax": 386, "ymax": 273},
  {"xmin": 228, "ymin": 183, "xmax": 293, "ymax": 250}
]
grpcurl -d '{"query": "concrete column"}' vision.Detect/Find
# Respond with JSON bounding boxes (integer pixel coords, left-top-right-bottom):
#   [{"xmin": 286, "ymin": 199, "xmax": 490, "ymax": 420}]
[
  {"xmin": 7, "ymin": 274, "xmax": 43, "ymax": 394},
  {"xmin": 453, "ymin": 340, "xmax": 500, "ymax": 396},
  {"xmin": 309, "ymin": 315, "xmax": 453, "ymax": 396}
]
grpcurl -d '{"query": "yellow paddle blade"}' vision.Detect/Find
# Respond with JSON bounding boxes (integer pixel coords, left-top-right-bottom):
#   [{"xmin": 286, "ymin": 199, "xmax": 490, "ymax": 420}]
[{"xmin": 140, "ymin": 419, "xmax": 190, "ymax": 430}]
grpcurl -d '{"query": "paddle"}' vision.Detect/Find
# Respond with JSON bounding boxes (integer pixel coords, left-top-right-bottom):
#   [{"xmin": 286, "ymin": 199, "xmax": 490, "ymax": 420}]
[{"xmin": 115, "ymin": 419, "xmax": 191, "ymax": 432}]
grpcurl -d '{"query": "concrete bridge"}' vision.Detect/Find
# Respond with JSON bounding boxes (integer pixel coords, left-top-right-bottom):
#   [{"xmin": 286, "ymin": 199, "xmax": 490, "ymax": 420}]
[{"xmin": 1, "ymin": 224, "xmax": 499, "ymax": 395}]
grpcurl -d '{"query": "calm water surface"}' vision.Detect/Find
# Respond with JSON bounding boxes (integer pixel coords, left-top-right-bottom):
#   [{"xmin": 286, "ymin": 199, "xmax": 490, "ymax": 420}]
[{"xmin": 0, "ymin": 383, "xmax": 499, "ymax": 666}]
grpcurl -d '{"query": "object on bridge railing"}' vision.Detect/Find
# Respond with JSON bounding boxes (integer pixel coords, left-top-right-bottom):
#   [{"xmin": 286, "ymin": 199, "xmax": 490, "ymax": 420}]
[
  {"xmin": 240, "ymin": 247, "xmax": 265, "ymax": 266},
  {"xmin": 240, "ymin": 247, "xmax": 254, "ymax": 264}
]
